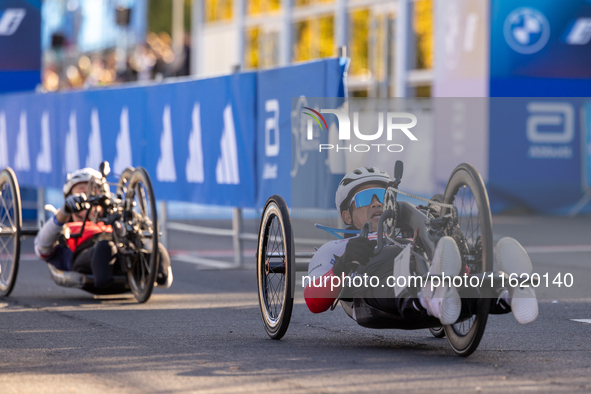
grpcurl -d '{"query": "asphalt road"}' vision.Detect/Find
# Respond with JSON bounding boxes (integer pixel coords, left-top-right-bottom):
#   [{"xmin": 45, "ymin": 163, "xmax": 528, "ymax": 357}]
[{"xmin": 1, "ymin": 215, "xmax": 590, "ymax": 393}]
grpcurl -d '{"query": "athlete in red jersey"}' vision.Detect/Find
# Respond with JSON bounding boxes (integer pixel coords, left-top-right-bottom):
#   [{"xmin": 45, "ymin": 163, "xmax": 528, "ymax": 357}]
[{"xmin": 34, "ymin": 168, "xmax": 172, "ymax": 292}]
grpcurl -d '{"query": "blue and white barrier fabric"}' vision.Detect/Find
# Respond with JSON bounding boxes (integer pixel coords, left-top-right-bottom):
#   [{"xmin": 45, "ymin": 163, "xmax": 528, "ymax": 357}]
[{"xmin": 0, "ymin": 58, "xmax": 346, "ymax": 208}]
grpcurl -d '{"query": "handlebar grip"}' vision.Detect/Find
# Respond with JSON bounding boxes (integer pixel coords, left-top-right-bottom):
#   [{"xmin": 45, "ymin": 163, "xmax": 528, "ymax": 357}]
[{"xmin": 429, "ymin": 217, "xmax": 449, "ymax": 226}]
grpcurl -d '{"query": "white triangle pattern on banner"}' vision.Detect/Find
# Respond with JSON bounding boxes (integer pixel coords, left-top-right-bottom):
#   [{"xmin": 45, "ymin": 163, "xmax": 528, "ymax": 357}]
[
  {"xmin": 64, "ymin": 111, "xmax": 80, "ymax": 174},
  {"xmin": 156, "ymin": 105, "xmax": 177, "ymax": 182},
  {"xmin": 85, "ymin": 108, "xmax": 103, "ymax": 170},
  {"xmin": 36, "ymin": 111, "xmax": 52, "ymax": 173},
  {"xmin": 113, "ymin": 107, "xmax": 132, "ymax": 176},
  {"xmin": 215, "ymin": 104, "xmax": 240, "ymax": 185},
  {"xmin": 14, "ymin": 111, "xmax": 30, "ymax": 171},
  {"xmin": 186, "ymin": 103, "xmax": 204, "ymax": 183}
]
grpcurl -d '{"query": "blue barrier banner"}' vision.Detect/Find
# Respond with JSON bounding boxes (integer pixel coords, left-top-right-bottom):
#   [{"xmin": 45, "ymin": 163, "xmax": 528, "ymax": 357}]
[
  {"xmin": 0, "ymin": 0, "xmax": 41, "ymax": 93},
  {"xmin": 585, "ymin": 101, "xmax": 591, "ymax": 190},
  {"xmin": 143, "ymin": 74, "xmax": 257, "ymax": 207},
  {"xmin": 0, "ymin": 59, "xmax": 344, "ymax": 208},
  {"xmin": 488, "ymin": 97, "xmax": 585, "ymax": 213},
  {"xmin": 256, "ymin": 58, "xmax": 346, "ymax": 207}
]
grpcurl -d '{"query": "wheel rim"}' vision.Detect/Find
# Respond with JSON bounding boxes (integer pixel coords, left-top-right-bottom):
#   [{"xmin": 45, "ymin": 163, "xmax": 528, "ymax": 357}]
[
  {"xmin": 259, "ymin": 204, "xmax": 287, "ymax": 330},
  {"xmin": 116, "ymin": 168, "xmax": 134, "ymax": 199},
  {"xmin": 0, "ymin": 179, "xmax": 17, "ymax": 292},
  {"xmin": 450, "ymin": 183, "xmax": 482, "ymax": 339},
  {"xmin": 126, "ymin": 169, "xmax": 157, "ymax": 302},
  {"xmin": 130, "ymin": 182, "xmax": 153, "ymax": 291},
  {"xmin": 441, "ymin": 165, "xmax": 493, "ymax": 356}
]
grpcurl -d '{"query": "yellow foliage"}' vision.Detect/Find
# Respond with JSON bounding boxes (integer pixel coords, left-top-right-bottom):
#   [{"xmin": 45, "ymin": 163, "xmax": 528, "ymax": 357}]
[
  {"xmin": 413, "ymin": 0, "xmax": 433, "ymax": 69},
  {"xmin": 349, "ymin": 9, "xmax": 369, "ymax": 77}
]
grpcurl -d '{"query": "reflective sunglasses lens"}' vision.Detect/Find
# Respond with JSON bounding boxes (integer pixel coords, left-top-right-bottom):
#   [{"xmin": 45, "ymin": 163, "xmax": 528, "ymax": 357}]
[{"xmin": 352, "ymin": 188, "xmax": 385, "ymax": 208}]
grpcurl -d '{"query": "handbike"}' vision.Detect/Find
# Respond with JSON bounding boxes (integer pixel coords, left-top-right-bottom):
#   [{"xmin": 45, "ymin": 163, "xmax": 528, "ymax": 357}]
[
  {"xmin": 256, "ymin": 161, "xmax": 506, "ymax": 357},
  {"xmin": 0, "ymin": 161, "xmax": 161, "ymax": 303}
]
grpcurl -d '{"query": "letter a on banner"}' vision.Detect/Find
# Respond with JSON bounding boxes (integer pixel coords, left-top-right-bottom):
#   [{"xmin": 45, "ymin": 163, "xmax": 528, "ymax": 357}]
[
  {"xmin": 113, "ymin": 107, "xmax": 132, "ymax": 175},
  {"xmin": 14, "ymin": 111, "xmax": 30, "ymax": 171},
  {"xmin": 216, "ymin": 104, "xmax": 240, "ymax": 184},
  {"xmin": 156, "ymin": 105, "xmax": 177, "ymax": 182},
  {"xmin": 0, "ymin": 112, "xmax": 8, "ymax": 168},
  {"xmin": 186, "ymin": 103, "xmax": 204, "ymax": 183},
  {"xmin": 36, "ymin": 111, "xmax": 52, "ymax": 173},
  {"xmin": 64, "ymin": 111, "xmax": 80, "ymax": 173},
  {"xmin": 86, "ymin": 109, "xmax": 103, "ymax": 170}
]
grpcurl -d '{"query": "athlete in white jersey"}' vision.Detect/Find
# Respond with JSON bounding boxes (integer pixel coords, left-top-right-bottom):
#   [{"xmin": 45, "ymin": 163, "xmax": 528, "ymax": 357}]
[{"xmin": 304, "ymin": 167, "xmax": 538, "ymax": 326}]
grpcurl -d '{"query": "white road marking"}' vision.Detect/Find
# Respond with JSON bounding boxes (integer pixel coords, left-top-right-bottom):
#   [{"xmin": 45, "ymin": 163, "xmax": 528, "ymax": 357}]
[
  {"xmin": 524, "ymin": 245, "xmax": 591, "ymax": 254},
  {"xmin": 570, "ymin": 319, "xmax": 591, "ymax": 324}
]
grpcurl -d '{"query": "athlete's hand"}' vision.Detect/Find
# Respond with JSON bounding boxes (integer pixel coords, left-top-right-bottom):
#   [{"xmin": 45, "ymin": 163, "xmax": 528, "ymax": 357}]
[
  {"xmin": 332, "ymin": 236, "xmax": 376, "ymax": 276},
  {"xmin": 63, "ymin": 193, "xmax": 89, "ymax": 215}
]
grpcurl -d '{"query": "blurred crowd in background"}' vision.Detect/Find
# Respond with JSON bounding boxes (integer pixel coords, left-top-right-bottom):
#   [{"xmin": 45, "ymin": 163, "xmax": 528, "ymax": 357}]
[
  {"xmin": 42, "ymin": 31, "xmax": 191, "ymax": 91},
  {"xmin": 41, "ymin": 0, "xmax": 192, "ymax": 92}
]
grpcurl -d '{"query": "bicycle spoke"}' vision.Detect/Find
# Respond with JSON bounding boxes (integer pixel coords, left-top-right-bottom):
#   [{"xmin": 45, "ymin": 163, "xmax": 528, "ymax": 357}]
[{"xmin": 263, "ymin": 215, "xmax": 286, "ymax": 320}]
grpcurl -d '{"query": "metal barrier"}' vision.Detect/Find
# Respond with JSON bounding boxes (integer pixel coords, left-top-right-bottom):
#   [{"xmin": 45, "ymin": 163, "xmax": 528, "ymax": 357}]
[
  {"xmin": 33, "ymin": 189, "xmax": 320, "ymax": 270},
  {"xmin": 158, "ymin": 201, "xmax": 320, "ymax": 269}
]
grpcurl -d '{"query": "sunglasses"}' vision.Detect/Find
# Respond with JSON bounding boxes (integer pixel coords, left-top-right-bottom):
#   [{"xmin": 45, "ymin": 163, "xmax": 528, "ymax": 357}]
[{"xmin": 350, "ymin": 188, "xmax": 385, "ymax": 208}]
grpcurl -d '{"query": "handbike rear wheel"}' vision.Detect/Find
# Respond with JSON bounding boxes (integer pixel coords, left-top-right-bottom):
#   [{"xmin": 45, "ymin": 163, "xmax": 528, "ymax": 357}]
[
  {"xmin": 125, "ymin": 167, "xmax": 158, "ymax": 303},
  {"xmin": 0, "ymin": 168, "xmax": 21, "ymax": 297},
  {"xmin": 256, "ymin": 195, "xmax": 295, "ymax": 340},
  {"xmin": 441, "ymin": 163, "xmax": 493, "ymax": 357}
]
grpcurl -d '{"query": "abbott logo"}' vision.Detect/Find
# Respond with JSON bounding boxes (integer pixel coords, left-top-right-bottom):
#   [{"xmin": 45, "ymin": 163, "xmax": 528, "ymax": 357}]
[
  {"xmin": 527, "ymin": 102, "xmax": 574, "ymax": 159},
  {"xmin": 304, "ymin": 109, "xmax": 418, "ymax": 153},
  {"xmin": 0, "ymin": 9, "xmax": 26, "ymax": 36}
]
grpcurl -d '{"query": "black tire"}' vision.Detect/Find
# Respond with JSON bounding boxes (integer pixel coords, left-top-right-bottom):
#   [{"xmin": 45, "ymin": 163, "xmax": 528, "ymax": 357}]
[
  {"xmin": 429, "ymin": 326, "xmax": 446, "ymax": 338},
  {"xmin": 426, "ymin": 184, "xmax": 446, "ymax": 343},
  {"xmin": 441, "ymin": 163, "xmax": 493, "ymax": 357},
  {"xmin": 256, "ymin": 195, "xmax": 295, "ymax": 340},
  {"xmin": 0, "ymin": 168, "xmax": 21, "ymax": 297},
  {"xmin": 125, "ymin": 167, "xmax": 158, "ymax": 303}
]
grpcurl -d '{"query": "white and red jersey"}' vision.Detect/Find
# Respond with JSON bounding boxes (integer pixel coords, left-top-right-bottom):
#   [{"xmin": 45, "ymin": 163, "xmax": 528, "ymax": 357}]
[
  {"xmin": 304, "ymin": 233, "xmax": 379, "ymax": 314},
  {"xmin": 34, "ymin": 216, "xmax": 112, "ymax": 264}
]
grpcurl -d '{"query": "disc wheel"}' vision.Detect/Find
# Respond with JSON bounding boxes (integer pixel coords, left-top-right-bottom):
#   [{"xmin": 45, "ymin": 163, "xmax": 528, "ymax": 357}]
[
  {"xmin": 125, "ymin": 167, "xmax": 158, "ymax": 303},
  {"xmin": 256, "ymin": 195, "xmax": 295, "ymax": 340},
  {"xmin": 441, "ymin": 163, "xmax": 493, "ymax": 357},
  {"xmin": 0, "ymin": 168, "xmax": 21, "ymax": 297}
]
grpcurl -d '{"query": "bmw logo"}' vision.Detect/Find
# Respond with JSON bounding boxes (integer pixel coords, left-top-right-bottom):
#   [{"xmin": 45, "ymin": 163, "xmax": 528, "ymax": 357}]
[{"xmin": 503, "ymin": 7, "xmax": 550, "ymax": 54}]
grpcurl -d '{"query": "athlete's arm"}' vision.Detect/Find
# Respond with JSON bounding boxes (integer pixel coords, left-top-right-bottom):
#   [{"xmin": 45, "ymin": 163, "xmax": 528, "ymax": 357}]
[
  {"xmin": 34, "ymin": 215, "xmax": 65, "ymax": 260},
  {"xmin": 303, "ymin": 234, "xmax": 377, "ymax": 313},
  {"xmin": 303, "ymin": 239, "xmax": 347, "ymax": 313}
]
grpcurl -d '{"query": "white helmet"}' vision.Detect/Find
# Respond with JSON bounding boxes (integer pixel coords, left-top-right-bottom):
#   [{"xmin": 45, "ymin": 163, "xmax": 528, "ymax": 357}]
[
  {"xmin": 335, "ymin": 167, "xmax": 391, "ymax": 219},
  {"xmin": 63, "ymin": 168, "xmax": 103, "ymax": 196}
]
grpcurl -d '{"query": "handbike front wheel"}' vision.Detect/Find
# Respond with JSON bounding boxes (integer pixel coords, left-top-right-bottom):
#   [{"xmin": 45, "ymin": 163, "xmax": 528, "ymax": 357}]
[
  {"xmin": 428, "ymin": 194, "xmax": 446, "ymax": 339},
  {"xmin": 0, "ymin": 168, "xmax": 21, "ymax": 297},
  {"xmin": 125, "ymin": 167, "xmax": 158, "ymax": 303},
  {"xmin": 116, "ymin": 166, "xmax": 135, "ymax": 199},
  {"xmin": 441, "ymin": 163, "xmax": 493, "ymax": 357},
  {"xmin": 256, "ymin": 195, "xmax": 295, "ymax": 340}
]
